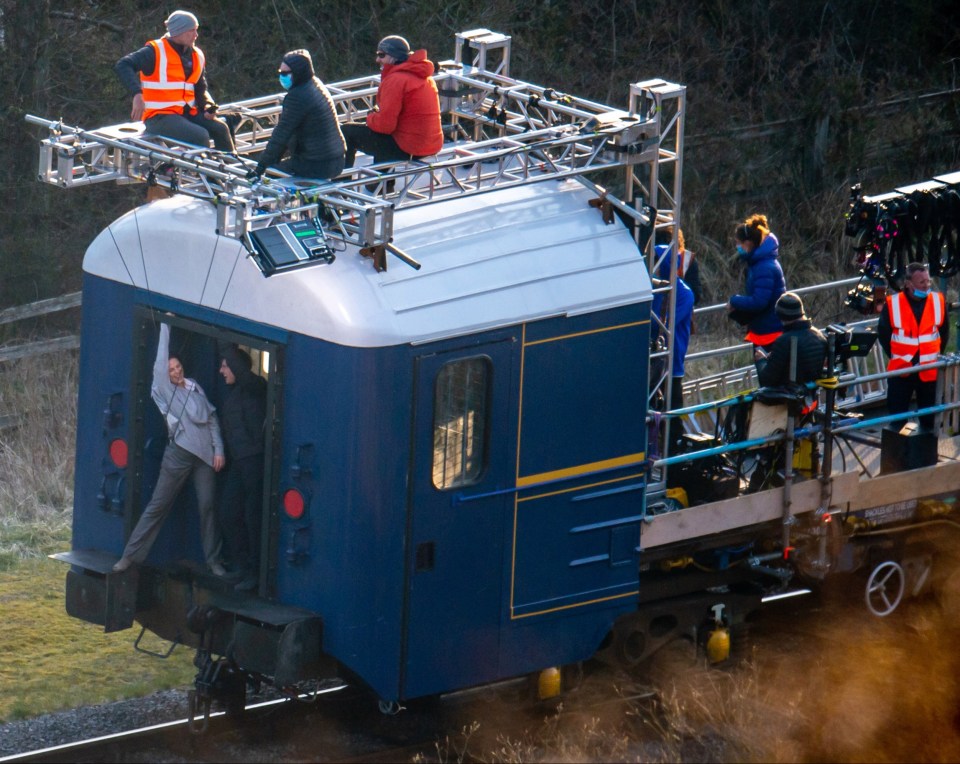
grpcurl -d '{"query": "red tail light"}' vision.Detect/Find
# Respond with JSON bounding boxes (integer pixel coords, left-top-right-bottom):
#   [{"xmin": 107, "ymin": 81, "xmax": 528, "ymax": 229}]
[
  {"xmin": 283, "ymin": 489, "xmax": 306, "ymax": 519},
  {"xmin": 109, "ymin": 438, "xmax": 128, "ymax": 469}
]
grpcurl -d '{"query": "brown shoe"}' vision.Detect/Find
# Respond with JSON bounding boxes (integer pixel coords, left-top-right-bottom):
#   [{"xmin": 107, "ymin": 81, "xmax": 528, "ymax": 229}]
[{"xmin": 112, "ymin": 557, "xmax": 133, "ymax": 573}]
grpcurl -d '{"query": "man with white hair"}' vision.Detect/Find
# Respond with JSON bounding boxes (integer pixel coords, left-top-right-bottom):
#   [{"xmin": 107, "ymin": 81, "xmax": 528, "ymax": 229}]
[{"xmin": 115, "ymin": 10, "xmax": 235, "ymax": 151}]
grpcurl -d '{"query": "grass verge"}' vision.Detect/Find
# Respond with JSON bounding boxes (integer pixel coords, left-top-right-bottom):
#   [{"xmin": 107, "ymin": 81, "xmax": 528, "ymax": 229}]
[{"xmin": 0, "ymin": 555, "xmax": 195, "ymax": 722}]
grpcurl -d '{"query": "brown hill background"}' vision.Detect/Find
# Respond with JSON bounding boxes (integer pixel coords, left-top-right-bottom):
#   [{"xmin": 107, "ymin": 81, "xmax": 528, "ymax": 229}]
[{"xmin": 2, "ymin": 0, "xmax": 958, "ymax": 316}]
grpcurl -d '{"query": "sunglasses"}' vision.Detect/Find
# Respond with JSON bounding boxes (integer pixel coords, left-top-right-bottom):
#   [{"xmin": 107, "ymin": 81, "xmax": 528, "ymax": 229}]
[{"xmin": 375, "ymin": 51, "xmax": 387, "ymax": 58}]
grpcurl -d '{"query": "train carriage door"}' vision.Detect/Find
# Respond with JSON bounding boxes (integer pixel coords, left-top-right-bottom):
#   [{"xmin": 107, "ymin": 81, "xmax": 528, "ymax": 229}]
[
  {"xmin": 127, "ymin": 310, "xmax": 283, "ymax": 590},
  {"xmin": 403, "ymin": 339, "xmax": 516, "ymax": 698}
]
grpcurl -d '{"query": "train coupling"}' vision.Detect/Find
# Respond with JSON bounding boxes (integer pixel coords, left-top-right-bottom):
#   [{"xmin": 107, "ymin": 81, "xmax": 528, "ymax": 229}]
[{"xmin": 187, "ymin": 649, "xmax": 248, "ymax": 733}]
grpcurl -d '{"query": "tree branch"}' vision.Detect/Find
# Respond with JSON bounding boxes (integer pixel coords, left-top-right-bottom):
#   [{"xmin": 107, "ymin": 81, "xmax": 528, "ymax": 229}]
[{"xmin": 48, "ymin": 10, "xmax": 124, "ymax": 34}]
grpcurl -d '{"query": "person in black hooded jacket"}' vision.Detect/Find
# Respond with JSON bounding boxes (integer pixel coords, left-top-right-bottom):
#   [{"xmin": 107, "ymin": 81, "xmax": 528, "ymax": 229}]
[
  {"xmin": 218, "ymin": 346, "xmax": 267, "ymax": 591},
  {"xmin": 246, "ymin": 49, "xmax": 346, "ymax": 181}
]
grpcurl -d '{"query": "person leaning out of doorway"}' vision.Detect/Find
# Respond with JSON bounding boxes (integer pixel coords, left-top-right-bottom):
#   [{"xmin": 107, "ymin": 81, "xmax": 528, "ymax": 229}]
[{"xmin": 727, "ymin": 213, "xmax": 786, "ymax": 353}]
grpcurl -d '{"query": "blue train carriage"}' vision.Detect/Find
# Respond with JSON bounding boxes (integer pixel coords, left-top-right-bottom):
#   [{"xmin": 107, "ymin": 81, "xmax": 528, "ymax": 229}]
[{"xmin": 56, "ymin": 176, "xmax": 657, "ymax": 709}]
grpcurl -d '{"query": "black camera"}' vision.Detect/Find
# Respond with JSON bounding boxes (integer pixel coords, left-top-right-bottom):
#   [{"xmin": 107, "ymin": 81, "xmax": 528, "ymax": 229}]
[
  {"xmin": 844, "ymin": 183, "xmax": 878, "ymax": 241},
  {"xmin": 844, "ymin": 280, "xmax": 887, "ymax": 316}
]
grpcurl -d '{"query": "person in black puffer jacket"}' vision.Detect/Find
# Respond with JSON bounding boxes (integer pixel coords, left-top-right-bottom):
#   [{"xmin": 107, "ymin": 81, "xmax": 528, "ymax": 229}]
[
  {"xmin": 756, "ymin": 292, "xmax": 827, "ymax": 388},
  {"xmin": 247, "ymin": 48, "xmax": 346, "ymax": 181},
  {"xmin": 749, "ymin": 292, "xmax": 828, "ymax": 492},
  {"xmin": 218, "ymin": 346, "xmax": 267, "ymax": 591}
]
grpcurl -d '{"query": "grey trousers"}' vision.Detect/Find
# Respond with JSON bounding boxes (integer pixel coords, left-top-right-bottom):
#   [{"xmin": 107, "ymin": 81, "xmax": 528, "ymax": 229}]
[
  {"xmin": 121, "ymin": 442, "xmax": 220, "ymax": 567},
  {"xmin": 144, "ymin": 112, "xmax": 235, "ymax": 152}
]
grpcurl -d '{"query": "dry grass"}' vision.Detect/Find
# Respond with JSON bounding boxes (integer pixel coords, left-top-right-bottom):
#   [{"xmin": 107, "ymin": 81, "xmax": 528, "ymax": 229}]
[
  {"xmin": 418, "ymin": 558, "xmax": 960, "ymax": 763},
  {"xmin": 0, "ymin": 352, "xmax": 195, "ymax": 722},
  {"xmin": 0, "ymin": 353, "xmax": 77, "ymax": 570}
]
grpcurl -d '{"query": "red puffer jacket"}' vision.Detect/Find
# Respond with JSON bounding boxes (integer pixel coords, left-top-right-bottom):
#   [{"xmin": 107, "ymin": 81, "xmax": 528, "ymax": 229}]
[{"xmin": 367, "ymin": 49, "xmax": 443, "ymax": 157}]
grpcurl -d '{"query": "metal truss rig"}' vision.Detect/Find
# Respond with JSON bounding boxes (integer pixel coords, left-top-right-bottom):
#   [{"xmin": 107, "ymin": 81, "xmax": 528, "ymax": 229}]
[{"xmin": 26, "ymin": 62, "xmax": 675, "ymax": 252}]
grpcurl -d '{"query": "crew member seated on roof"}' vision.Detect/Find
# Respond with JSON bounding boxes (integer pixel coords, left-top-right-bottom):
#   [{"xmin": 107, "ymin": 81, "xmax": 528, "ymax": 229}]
[
  {"xmin": 245, "ymin": 49, "xmax": 346, "ymax": 183},
  {"xmin": 341, "ymin": 35, "xmax": 443, "ymax": 168},
  {"xmin": 115, "ymin": 10, "xmax": 235, "ymax": 153}
]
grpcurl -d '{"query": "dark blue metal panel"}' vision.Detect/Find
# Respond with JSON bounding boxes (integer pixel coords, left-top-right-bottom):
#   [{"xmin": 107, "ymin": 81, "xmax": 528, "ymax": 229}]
[
  {"xmin": 72, "ymin": 275, "xmax": 135, "ymax": 555},
  {"xmin": 134, "ymin": 290, "xmax": 290, "ymax": 344},
  {"xmin": 271, "ymin": 334, "xmax": 411, "ymax": 701},
  {"xmin": 401, "ymin": 336, "xmax": 517, "ymax": 698},
  {"xmin": 496, "ymin": 305, "xmax": 650, "ymax": 677},
  {"xmin": 518, "ymin": 305, "xmax": 649, "ymax": 479},
  {"xmin": 510, "ymin": 481, "xmax": 645, "ymax": 617}
]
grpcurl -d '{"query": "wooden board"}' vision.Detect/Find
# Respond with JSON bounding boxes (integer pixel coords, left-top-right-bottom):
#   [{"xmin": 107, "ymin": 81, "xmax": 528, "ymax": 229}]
[{"xmin": 641, "ymin": 470, "xmax": 859, "ymax": 549}]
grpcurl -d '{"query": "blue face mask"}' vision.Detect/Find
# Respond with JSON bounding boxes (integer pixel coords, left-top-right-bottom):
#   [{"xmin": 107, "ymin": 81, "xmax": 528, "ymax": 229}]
[
  {"xmin": 736, "ymin": 245, "xmax": 748, "ymax": 258},
  {"xmin": 912, "ymin": 288, "xmax": 929, "ymax": 298},
  {"xmin": 279, "ymin": 73, "xmax": 293, "ymax": 90}
]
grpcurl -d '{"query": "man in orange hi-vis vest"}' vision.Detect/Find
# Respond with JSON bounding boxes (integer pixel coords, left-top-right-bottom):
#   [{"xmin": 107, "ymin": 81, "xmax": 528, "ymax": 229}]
[
  {"xmin": 878, "ymin": 262, "xmax": 950, "ymax": 432},
  {"xmin": 115, "ymin": 10, "xmax": 235, "ymax": 152}
]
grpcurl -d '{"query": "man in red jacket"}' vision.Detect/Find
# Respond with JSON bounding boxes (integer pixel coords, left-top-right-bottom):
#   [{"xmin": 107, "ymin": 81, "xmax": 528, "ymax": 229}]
[{"xmin": 342, "ymin": 35, "xmax": 443, "ymax": 168}]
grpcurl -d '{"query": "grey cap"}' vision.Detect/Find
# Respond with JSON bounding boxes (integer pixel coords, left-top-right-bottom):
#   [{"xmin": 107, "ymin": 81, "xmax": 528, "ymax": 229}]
[
  {"xmin": 378, "ymin": 35, "xmax": 410, "ymax": 62},
  {"xmin": 165, "ymin": 10, "xmax": 199, "ymax": 37},
  {"xmin": 775, "ymin": 292, "xmax": 805, "ymax": 322}
]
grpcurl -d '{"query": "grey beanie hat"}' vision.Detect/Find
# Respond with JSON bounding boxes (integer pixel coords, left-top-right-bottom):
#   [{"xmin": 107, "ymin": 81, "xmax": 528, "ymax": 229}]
[
  {"xmin": 165, "ymin": 10, "xmax": 199, "ymax": 37},
  {"xmin": 378, "ymin": 35, "xmax": 410, "ymax": 62},
  {"xmin": 775, "ymin": 292, "xmax": 805, "ymax": 322}
]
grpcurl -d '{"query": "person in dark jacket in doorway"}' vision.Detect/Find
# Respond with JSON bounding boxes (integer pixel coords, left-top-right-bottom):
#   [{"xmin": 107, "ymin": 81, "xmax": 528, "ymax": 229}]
[
  {"xmin": 218, "ymin": 346, "xmax": 267, "ymax": 592},
  {"xmin": 246, "ymin": 49, "xmax": 346, "ymax": 181}
]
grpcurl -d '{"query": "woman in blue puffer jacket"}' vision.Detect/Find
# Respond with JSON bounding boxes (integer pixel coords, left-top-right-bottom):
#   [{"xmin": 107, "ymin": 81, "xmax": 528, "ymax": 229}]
[{"xmin": 727, "ymin": 213, "xmax": 787, "ymax": 351}]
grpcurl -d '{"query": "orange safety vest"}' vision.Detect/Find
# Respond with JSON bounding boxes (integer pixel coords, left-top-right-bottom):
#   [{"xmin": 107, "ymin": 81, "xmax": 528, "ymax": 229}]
[
  {"xmin": 887, "ymin": 290, "xmax": 945, "ymax": 381},
  {"xmin": 140, "ymin": 38, "xmax": 205, "ymax": 120}
]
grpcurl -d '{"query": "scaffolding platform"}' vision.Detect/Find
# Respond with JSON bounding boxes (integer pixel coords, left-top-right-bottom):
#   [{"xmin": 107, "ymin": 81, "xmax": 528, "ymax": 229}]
[{"xmin": 26, "ymin": 29, "xmax": 683, "ymax": 254}]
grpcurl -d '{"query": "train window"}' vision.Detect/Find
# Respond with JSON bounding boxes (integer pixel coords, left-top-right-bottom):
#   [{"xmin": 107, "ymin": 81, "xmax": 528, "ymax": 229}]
[
  {"xmin": 245, "ymin": 347, "xmax": 270, "ymax": 380},
  {"xmin": 432, "ymin": 357, "xmax": 490, "ymax": 489}
]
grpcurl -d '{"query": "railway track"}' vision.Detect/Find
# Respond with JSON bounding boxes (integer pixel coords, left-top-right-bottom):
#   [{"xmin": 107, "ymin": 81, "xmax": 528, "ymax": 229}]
[
  {"xmin": 5, "ymin": 585, "xmax": 955, "ymax": 763},
  {"xmin": 1, "ymin": 667, "xmax": 662, "ymax": 763}
]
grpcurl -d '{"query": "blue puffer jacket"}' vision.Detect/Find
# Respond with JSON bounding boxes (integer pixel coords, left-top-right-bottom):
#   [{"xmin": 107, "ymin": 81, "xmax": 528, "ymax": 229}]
[
  {"xmin": 730, "ymin": 233, "xmax": 786, "ymax": 336},
  {"xmin": 651, "ymin": 244, "xmax": 694, "ymax": 377}
]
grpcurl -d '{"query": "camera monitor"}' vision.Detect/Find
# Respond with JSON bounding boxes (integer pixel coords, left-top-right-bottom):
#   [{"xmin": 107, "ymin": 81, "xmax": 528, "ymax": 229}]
[
  {"xmin": 827, "ymin": 324, "xmax": 878, "ymax": 364},
  {"xmin": 248, "ymin": 217, "xmax": 335, "ymax": 277}
]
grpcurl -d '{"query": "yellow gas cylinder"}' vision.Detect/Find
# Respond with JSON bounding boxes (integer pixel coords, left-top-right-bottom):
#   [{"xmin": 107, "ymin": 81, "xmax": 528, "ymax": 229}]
[
  {"xmin": 537, "ymin": 667, "xmax": 562, "ymax": 700},
  {"xmin": 706, "ymin": 626, "xmax": 731, "ymax": 664}
]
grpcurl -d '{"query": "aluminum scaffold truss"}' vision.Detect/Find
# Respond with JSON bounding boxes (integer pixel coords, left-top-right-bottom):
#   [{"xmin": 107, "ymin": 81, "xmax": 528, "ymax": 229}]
[{"xmin": 28, "ymin": 29, "xmax": 686, "ymax": 468}]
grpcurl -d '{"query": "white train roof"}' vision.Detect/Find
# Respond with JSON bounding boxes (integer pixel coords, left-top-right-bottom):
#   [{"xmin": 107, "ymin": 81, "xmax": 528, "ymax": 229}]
[{"xmin": 83, "ymin": 179, "xmax": 652, "ymax": 348}]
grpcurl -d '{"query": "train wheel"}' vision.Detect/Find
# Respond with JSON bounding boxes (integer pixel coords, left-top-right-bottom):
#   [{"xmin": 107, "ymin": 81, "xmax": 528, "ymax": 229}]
[
  {"xmin": 378, "ymin": 699, "xmax": 403, "ymax": 715},
  {"xmin": 865, "ymin": 561, "xmax": 905, "ymax": 617}
]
